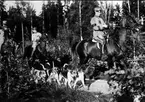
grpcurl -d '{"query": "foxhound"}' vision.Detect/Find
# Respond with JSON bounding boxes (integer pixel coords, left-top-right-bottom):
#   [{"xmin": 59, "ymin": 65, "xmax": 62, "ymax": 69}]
[
  {"xmin": 73, "ymin": 69, "xmax": 86, "ymax": 89},
  {"xmin": 67, "ymin": 69, "xmax": 78, "ymax": 88}
]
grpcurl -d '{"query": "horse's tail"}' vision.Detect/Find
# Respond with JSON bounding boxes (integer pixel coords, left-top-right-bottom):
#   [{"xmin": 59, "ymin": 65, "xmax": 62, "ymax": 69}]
[
  {"xmin": 69, "ymin": 41, "xmax": 79, "ymax": 66},
  {"xmin": 68, "ymin": 36, "xmax": 77, "ymax": 58}
]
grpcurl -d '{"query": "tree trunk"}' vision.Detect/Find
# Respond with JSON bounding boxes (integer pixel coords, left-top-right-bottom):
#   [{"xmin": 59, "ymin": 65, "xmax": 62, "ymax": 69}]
[
  {"xmin": 31, "ymin": 11, "xmax": 33, "ymax": 40},
  {"xmin": 128, "ymin": 0, "xmax": 131, "ymax": 13},
  {"xmin": 21, "ymin": 22, "xmax": 24, "ymax": 54},
  {"xmin": 79, "ymin": 1, "xmax": 82, "ymax": 40},
  {"xmin": 108, "ymin": 4, "xmax": 111, "ymax": 24},
  {"xmin": 137, "ymin": 0, "xmax": 139, "ymax": 19},
  {"xmin": 0, "ymin": 13, "xmax": 1, "ymax": 26},
  {"xmin": 43, "ymin": 0, "xmax": 45, "ymax": 34}
]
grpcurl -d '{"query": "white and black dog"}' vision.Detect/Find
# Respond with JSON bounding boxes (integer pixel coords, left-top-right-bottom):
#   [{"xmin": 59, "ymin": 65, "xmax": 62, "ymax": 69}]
[
  {"xmin": 60, "ymin": 64, "xmax": 86, "ymax": 89},
  {"xmin": 47, "ymin": 63, "xmax": 86, "ymax": 89},
  {"xmin": 56, "ymin": 64, "xmax": 76, "ymax": 87},
  {"xmin": 58, "ymin": 71, "xmax": 68, "ymax": 86},
  {"xmin": 73, "ymin": 69, "xmax": 86, "ymax": 89},
  {"xmin": 47, "ymin": 62, "xmax": 60, "ymax": 85},
  {"xmin": 67, "ymin": 69, "xmax": 78, "ymax": 88},
  {"xmin": 30, "ymin": 59, "xmax": 50, "ymax": 83}
]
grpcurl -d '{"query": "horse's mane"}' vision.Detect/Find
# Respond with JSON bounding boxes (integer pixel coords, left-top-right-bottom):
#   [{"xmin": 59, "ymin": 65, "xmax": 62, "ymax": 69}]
[
  {"xmin": 107, "ymin": 34, "xmax": 116, "ymax": 46},
  {"xmin": 108, "ymin": 27, "xmax": 120, "ymax": 43}
]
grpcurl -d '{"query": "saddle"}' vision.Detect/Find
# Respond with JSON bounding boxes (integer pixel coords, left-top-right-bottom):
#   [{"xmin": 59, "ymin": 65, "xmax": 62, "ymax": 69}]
[
  {"xmin": 92, "ymin": 38, "xmax": 103, "ymax": 49},
  {"xmin": 92, "ymin": 37, "xmax": 108, "ymax": 60}
]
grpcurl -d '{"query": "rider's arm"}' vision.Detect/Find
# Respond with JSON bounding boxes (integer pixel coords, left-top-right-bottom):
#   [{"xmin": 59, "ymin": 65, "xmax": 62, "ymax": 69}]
[
  {"xmin": 90, "ymin": 17, "xmax": 96, "ymax": 27},
  {"xmin": 100, "ymin": 18, "xmax": 108, "ymax": 28},
  {"xmin": 90, "ymin": 17, "xmax": 100, "ymax": 30},
  {"xmin": 32, "ymin": 34, "xmax": 35, "ymax": 41}
]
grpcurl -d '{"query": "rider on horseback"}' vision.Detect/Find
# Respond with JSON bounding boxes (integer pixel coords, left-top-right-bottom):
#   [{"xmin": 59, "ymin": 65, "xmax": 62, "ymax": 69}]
[
  {"xmin": 90, "ymin": 6, "xmax": 108, "ymax": 60},
  {"xmin": 3, "ymin": 20, "xmax": 11, "ymax": 40},
  {"xmin": 31, "ymin": 27, "xmax": 42, "ymax": 58}
]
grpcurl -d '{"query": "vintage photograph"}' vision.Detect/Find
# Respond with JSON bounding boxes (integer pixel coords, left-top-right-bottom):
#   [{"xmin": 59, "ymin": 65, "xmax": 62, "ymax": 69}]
[{"xmin": 0, "ymin": 0, "xmax": 145, "ymax": 102}]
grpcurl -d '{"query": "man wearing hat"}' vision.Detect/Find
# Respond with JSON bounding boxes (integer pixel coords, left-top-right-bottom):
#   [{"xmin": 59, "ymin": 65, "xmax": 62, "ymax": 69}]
[
  {"xmin": 31, "ymin": 27, "xmax": 42, "ymax": 57},
  {"xmin": 90, "ymin": 6, "xmax": 108, "ymax": 59}
]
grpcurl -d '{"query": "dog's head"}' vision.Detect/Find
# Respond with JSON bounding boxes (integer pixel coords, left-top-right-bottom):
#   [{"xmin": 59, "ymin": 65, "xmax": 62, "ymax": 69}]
[
  {"xmin": 68, "ymin": 69, "xmax": 78, "ymax": 78},
  {"xmin": 52, "ymin": 67, "xmax": 58, "ymax": 72}
]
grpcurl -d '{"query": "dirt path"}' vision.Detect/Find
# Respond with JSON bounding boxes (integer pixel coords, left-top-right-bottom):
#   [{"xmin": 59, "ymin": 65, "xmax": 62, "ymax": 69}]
[{"xmin": 80, "ymin": 79, "xmax": 113, "ymax": 95}]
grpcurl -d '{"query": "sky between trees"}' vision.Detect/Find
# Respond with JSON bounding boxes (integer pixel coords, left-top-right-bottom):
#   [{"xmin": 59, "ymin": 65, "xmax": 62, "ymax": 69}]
[{"xmin": 4, "ymin": 0, "xmax": 123, "ymax": 16}]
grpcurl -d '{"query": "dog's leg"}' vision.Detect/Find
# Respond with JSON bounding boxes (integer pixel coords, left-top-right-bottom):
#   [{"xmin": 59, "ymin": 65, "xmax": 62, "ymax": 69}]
[
  {"xmin": 68, "ymin": 78, "xmax": 73, "ymax": 88},
  {"xmin": 73, "ymin": 78, "xmax": 79, "ymax": 89},
  {"xmin": 64, "ymin": 78, "xmax": 68, "ymax": 86},
  {"xmin": 45, "ymin": 69, "xmax": 49, "ymax": 82},
  {"xmin": 67, "ymin": 71, "xmax": 72, "ymax": 88},
  {"xmin": 81, "ymin": 79, "xmax": 85, "ymax": 88},
  {"xmin": 47, "ymin": 73, "xmax": 52, "ymax": 83},
  {"xmin": 56, "ymin": 74, "xmax": 61, "ymax": 85},
  {"xmin": 68, "ymin": 80, "xmax": 71, "ymax": 88},
  {"xmin": 81, "ymin": 73, "xmax": 86, "ymax": 88}
]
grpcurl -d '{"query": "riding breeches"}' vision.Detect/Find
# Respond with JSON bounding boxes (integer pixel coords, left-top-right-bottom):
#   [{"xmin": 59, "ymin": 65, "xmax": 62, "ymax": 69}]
[
  {"xmin": 93, "ymin": 31, "xmax": 105, "ymax": 44},
  {"xmin": 93, "ymin": 31, "xmax": 105, "ymax": 54},
  {"xmin": 32, "ymin": 41, "xmax": 37, "ymax": 50},
  {"xmin": 31, "ymin": 41, "xmax": 38, "ymax": 57}
]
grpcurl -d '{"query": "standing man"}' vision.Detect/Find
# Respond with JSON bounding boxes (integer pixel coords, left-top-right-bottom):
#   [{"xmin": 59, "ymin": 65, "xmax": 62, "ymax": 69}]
[
  {"xmin": 90, "ymin": 6, "xmax": 108, "ymax": 59},
  {"xmin": 31, "ymin": 27, "xmax": 42, "ymax": 58}
]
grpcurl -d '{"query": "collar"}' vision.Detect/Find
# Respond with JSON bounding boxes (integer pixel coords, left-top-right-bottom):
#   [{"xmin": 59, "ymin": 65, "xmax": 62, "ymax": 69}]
[{"xmin": 95, "ymin": 16, "xmax": 100, "ymax": 18}]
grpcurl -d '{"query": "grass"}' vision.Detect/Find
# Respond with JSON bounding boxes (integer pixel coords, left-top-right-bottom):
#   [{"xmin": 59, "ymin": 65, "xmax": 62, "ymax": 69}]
[{"xmin": 7, "ymin": 82, "xmax": 99, "ymax": 102}]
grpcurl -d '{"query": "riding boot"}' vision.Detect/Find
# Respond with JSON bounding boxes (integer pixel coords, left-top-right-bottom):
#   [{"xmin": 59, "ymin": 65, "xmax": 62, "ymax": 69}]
[
  {"xmin": 30, "ymin": 49, "xmax": 34, "ymax": 61},
  {"xmin": 101, "ymin": 44, "xmax": 107, "ymax": 60}
]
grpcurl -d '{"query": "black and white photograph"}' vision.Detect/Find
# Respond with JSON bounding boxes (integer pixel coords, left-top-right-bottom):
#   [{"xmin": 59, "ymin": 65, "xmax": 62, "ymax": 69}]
[{"xmin": 0, "ymin": 0, "xmax": 145, "ymax": 102}]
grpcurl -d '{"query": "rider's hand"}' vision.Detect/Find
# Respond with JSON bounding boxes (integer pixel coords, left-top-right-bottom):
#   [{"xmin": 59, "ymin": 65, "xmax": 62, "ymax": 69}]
[
  {"xmin": 92, "ymin": 24, "xmax": 96, "ymax": 27},
  {"xmin": 103, "ymin": 24, "xmax": 108, "ymax": 28}
]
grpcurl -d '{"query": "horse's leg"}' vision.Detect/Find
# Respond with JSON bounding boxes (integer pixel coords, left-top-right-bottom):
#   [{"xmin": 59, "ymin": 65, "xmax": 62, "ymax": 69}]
[
  {"xmin": 23, "ymin": 46, "xmax": 29, "ymax": 60},
  {"xmin": 79, "ymin": 57, "xmax": 89, "ymax": 66},
  {"xmin": 117, "ymin": 59, "xmax": 127, "ymax": 70},
  {"xmin": 113, "ymin": 62, "xmax": 117, "ymax": 69},
  {"xmin": 107, "ymin": 56, "xmax": 114, "ymax": 69}
]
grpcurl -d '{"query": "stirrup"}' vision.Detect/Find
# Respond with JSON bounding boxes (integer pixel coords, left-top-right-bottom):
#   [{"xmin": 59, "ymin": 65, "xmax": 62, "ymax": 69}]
[{"xmin": 92, "ymin": 39, "xmax": 97, "ymax": 42}]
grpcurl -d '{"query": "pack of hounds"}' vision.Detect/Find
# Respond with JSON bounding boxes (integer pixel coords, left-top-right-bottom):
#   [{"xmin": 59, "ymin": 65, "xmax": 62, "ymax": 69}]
[{"xmin": 29, "ymin": 55, "xmax": 86, "ymax": 89}]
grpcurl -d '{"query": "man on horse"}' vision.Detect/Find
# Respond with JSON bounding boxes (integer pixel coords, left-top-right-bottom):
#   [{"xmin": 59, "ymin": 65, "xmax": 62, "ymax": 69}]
[
  {"xmin": 31, "ymin": 27, "xmax": 42, "ymax": 58},
  {"xmin": 90, "ymin": 6, "xmax": 108, "ymax": 60},
  {"xmin": 3, "ymin": 20, "xmax": 11, "ymax": 40}
]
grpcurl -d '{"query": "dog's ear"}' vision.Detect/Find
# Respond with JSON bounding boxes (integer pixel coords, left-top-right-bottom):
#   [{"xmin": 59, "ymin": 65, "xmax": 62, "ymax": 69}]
[{"xmin": 68, "ymin": 69, "xmax": 72, "ymax": 74}]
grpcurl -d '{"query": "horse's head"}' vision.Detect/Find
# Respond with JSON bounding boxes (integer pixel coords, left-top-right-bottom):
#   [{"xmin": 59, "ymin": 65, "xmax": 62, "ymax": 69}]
[
  {"xmin": 118, "ymin": 15, "xmax": 130, "ymax": 28},
  {"xmin": 125, "ymin": 15, "xmax": 143, "ymax": 43},
  {"xmin": 120, "ymin": 14, "xmax": 140, "ymax": 30},
  {"xmin": 112, "ymin": 14, "xmax": 141, "ymax": 45}
]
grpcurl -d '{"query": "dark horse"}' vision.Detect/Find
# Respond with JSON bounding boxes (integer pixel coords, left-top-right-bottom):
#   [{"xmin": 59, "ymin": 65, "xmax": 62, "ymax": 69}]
[{"xmin": 70, "ymin": 15, "xmax": 140, "ymax": 69}]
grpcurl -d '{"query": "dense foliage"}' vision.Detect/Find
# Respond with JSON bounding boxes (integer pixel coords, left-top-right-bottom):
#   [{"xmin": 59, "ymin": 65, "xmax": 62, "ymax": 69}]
[
  {"xmin": 0, "ymin": 28, "xmax": 99, "ymax": 102},
  {"xmin": 1, "ymin": 0, "xmax": 145, "ymax": 102},
  {"xmin": 0, "ymin": 26, "xmax": 145, "ymax": 102}
]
